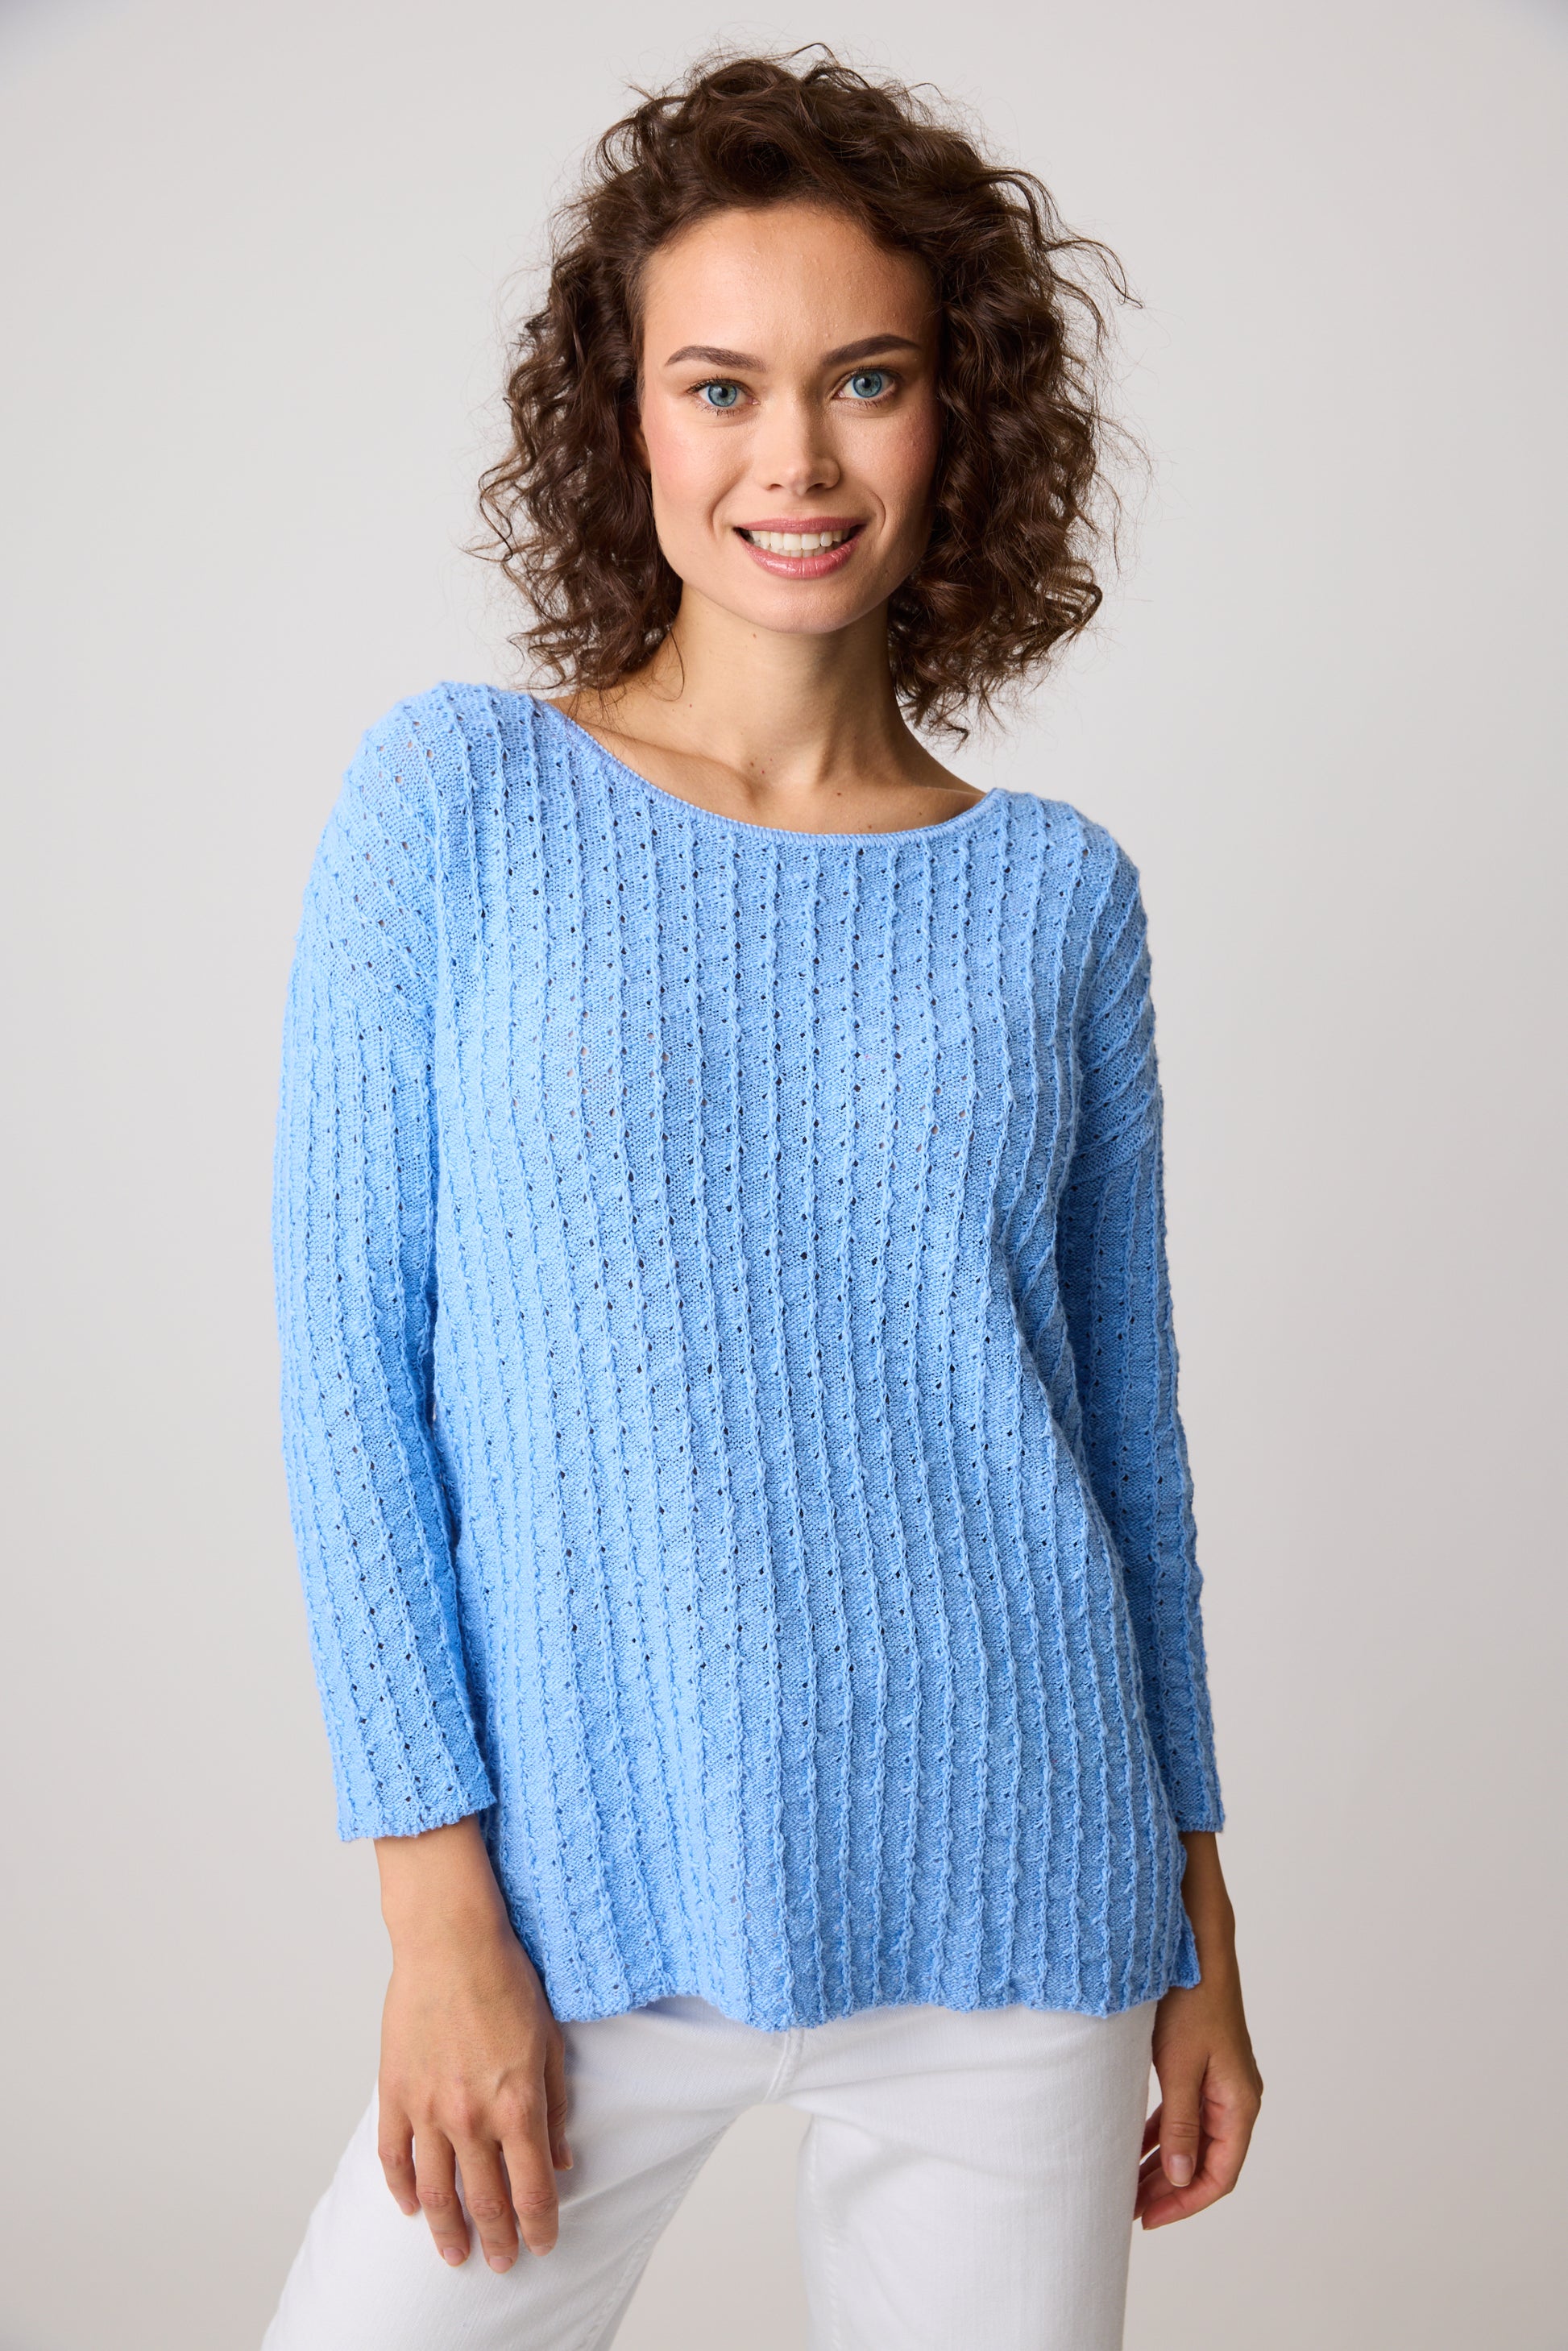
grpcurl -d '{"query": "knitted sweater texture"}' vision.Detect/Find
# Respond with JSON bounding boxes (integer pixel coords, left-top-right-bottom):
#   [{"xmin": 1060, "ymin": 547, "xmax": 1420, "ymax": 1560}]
[{"xmin": 272, "ymin": 682, "xmax": 1226, "ymax": 2030}]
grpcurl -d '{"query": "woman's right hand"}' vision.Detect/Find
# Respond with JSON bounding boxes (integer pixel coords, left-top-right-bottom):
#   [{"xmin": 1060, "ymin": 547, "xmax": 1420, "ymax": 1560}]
[{"xmin": 372, "ymin": 1816, "xmax": 572, "ymax": 2272}]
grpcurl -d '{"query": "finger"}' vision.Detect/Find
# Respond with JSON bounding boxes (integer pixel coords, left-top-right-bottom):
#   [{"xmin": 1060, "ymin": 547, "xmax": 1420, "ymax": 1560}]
[
  {"xmin": 498, "ymin": 2081, "xmax": 561, "ymax": 2258},
  {"xmin": 544, "ymin": 2025, "xmax": 573, "ymax": 2171},
  {"xmin": 1136, "ymin": 2137, "xmax": 1179, "ymax": 2197},
  {"xmin": 1137, "ymin": 2120, "xmax": 1235, "ymax": 2227},
  {"xmin": 1136, "ymin": 2143, "xmax": 1193, "ymax": 2219},
  {"xmin": 454, "ymin": 2137, "xmax": 522, "ymax": 2274},
  {"xmin": 1155, "ymin": 2079, "xmax": 1204, "ymax": 2189},
  {"xmin": 413, "ymin": 2127, "xmax": 471, "ymax": 2267},
  {"xmin": 501, "ymin": 2129, "xmax": 561, "ymax": 2258},
  {"xmin": 1181, "ymin": 2095, "xmax": 1251, "ymax": 2200},
  {"xmin": 1136, "ymin": 2150, "xmax": 1207, "ymax": 2227},
  {"xmin": 376, "ymin": 2092, "xmax": 421, "ymax": 2218},
  {"xmin": 1139, "ymin": 2168, "xmax": 1217, "ymax": 2224}
]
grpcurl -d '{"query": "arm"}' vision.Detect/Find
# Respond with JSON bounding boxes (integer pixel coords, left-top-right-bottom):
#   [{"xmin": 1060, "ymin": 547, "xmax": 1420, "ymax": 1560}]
[
  {"xmin": 272, "ymin": 715, "xmax": 494, "ymax": 1839},
  {"xmin": 1056, "ymin": 839, "xmax": 1261, "ymax": 2223},
  {"xmin": 1053, "ymin": 841, "xmax": 1225, "ymax": 1833},
  {"xmin": 272, "ymin": 713, "xmax": 566, "ymax": 2265}
]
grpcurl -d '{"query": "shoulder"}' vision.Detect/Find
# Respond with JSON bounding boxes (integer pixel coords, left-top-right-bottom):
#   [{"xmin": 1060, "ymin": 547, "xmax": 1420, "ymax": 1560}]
[
  {"xmin": 1025, "ymin": 794, "xmax": 1139, "ymax": 896},
  {"xmin": 306, "ymin": 684, "xmax": 514, "ymax": 925},
  {"xmin": 341, "ymin": 681, "xmax": 545, "ymax": 827},
  {"xmin": 1003, "ymin": 790, "xmax": 1146, "ymax": 960}
]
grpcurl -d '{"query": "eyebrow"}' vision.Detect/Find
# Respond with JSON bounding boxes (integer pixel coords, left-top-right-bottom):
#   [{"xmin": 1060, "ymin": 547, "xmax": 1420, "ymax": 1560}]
[{"xmin": 662, "ymin": 334, "xmax": 923, "ymax": 369}]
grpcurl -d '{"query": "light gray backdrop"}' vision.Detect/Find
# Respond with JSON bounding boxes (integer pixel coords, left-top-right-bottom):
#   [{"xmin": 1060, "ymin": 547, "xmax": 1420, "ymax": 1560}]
[{"xmin": 2, "ymin": 2, "xmax": 1563, "ymax": 2345}]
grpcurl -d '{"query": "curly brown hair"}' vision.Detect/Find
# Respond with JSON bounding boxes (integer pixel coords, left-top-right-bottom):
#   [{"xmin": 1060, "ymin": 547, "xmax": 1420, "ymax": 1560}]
[{"xmin": 474, "ymin": 47, "xmax": 1141, "ymax": 738}]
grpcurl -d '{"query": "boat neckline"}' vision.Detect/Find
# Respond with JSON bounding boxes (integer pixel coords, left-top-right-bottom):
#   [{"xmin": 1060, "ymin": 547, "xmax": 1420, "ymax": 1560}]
[{"xmin": 522, "ymin": 692, "xmax": 1003, "ymax": 848}]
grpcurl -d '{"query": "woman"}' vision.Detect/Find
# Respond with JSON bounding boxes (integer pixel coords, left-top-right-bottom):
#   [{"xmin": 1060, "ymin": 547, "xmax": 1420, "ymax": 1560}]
[{"xmin": 265, "ymin": 48, "xmax": 1262, "ymax": 2351}]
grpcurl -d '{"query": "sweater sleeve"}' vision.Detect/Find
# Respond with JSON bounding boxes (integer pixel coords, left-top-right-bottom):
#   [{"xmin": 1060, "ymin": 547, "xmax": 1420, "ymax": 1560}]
[
  {"xmin": 1054, "ymin": 842, "xmax": 1226, "ymax": 1834},
  {"xmin": 272, "ymin": 711, "xmax": 496, "ymax": 1841}
]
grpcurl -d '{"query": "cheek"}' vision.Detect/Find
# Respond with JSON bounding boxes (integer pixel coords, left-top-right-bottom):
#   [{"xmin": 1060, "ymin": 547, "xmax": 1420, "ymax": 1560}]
[
  {"xmin": 641, "ymin": 403, "xmax": 729, "ymax": 529},
  {"xmin": 874, "ymin": 396, "xmax": 942, "ymax": 523}
]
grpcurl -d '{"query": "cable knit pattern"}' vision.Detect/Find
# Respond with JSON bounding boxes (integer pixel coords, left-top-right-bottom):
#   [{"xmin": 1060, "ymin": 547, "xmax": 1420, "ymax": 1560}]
[{"xmin": 272, "ymin": 682, "xmax": 1225, "ymax": 2028}]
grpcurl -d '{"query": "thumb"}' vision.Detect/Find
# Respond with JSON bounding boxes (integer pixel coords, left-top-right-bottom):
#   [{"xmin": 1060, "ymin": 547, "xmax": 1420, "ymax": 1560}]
[{"xmin": 1158, "ymin": 2080, "xmax": 1204, "ymax": 2188}]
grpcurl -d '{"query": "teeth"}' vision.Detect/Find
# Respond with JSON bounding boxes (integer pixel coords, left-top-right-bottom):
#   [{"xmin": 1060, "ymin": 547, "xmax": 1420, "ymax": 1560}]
[{"xmin": 744, "ymin": 529, "xmax": 851, "ymax": 554}]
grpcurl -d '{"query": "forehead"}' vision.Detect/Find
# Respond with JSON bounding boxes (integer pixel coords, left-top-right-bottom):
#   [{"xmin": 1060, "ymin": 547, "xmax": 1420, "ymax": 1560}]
[{"xmin": 641, "ymin": 202, "xmax": 935, "ymax": 352}]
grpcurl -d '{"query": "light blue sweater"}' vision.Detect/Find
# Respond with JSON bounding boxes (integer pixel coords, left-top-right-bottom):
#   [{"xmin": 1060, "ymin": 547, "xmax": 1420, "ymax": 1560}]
[{"xmin": 272, "ymin": 682, "xmax": 1225, "ymax": 2028}]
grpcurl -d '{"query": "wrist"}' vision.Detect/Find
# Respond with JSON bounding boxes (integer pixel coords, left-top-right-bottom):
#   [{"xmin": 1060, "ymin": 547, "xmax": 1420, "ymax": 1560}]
[
  {"xmin": 375, "ymin": 1815, "xmax": 512, "ymax": 1952},
  {"xmin": 1188, "ymin": 1910, "xmax": 1239, "ymax": 1982},
  {"xmin": 383, "ymin": 1888, "xmax": 513, "ymax": 1959},
  {"xmin": 1178, "ymin": 1831, "xmax": 1235, "ymax": 1944}
]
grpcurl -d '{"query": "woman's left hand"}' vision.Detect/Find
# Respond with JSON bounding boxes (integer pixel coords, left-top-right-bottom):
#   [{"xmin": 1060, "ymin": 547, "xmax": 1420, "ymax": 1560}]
[{"xmin": 1138, "ymin": 1831, "xmax": 1264, "ymax": 2228}]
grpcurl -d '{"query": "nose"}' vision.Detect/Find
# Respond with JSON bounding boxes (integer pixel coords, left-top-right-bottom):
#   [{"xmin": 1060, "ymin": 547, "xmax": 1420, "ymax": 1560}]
[{"xmin": 753, "ymin": 389, "xmax": 841, "ymax": 499}]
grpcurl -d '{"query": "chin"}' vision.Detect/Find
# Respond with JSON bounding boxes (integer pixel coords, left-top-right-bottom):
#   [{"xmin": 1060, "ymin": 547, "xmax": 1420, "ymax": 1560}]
[
  {"xmin": 749, "ymin": 595, "xmax": 880, "ymax": 637},
  {"xmin": 694, "ymin": 567, "xmax": 896, "ymax": 640}
]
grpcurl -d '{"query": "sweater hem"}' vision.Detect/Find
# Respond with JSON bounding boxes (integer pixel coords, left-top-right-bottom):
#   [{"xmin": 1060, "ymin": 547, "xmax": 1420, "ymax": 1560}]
[{"xmin": 538, "ymin": 1956, "xmax": 1201, "ymax": 2034}]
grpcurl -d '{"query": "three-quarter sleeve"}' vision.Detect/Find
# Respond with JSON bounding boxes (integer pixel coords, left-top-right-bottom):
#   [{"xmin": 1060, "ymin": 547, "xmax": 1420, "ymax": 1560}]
[
  {"xmin": 1055, "ymin": 844, "xmax": 1226, "ymax": 1834},
  {"xmin": 272, "ymin": 717, "xmax": 496, "ymax": 1841}
]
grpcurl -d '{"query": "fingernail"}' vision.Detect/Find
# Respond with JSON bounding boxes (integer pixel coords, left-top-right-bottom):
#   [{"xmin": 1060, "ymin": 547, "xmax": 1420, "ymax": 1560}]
[
  {"xmin": 1168, "ymin": 2154, "xmax": 1193, "ymax": 2185},
  {"xmin": 487, "ymin": 2253, "xmax": 514, "ymax": 2273},
  {"xmin": 443, "ymin": 2245, "xmax": 465, "ymax": 2266}
]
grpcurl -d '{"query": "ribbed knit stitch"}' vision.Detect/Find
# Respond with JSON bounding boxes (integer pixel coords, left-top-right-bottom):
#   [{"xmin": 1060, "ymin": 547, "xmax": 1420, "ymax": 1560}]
[{"xmin": 272, "ymin": 682, "xmax": 1226, "ymax": 2029}]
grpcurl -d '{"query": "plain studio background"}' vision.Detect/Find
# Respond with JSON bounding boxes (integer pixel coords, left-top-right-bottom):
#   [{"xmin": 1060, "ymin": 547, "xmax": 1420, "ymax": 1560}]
[{"xmin": 1, "ymin": 1, "xmax": 1563, "ymax": 2345}]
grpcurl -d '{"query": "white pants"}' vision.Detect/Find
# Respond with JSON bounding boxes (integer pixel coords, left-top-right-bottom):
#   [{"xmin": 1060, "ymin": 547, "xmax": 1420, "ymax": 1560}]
[{"xmin": 263, "ymin": 1992, "xmax": 1158, "ymax": 2351}]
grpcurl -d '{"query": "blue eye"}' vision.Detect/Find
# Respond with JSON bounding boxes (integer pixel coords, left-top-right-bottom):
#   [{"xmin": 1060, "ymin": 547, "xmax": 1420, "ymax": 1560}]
[
  {"xmin": 699, "ymin": 380, "xmax": 742, "ymax": 409},
  {"xmin": 845, "ymin": 371, "xmax": 890, "ymax": 400}
]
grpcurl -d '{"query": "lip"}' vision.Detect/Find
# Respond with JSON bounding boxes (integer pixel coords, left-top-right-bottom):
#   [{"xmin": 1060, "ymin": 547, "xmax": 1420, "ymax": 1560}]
[
  {"xmin": 734, "ymin": 516, "xmax": 866, "ymax": 534},
  {"xmin": 733, "ymin": 518, "xmax": 868, "ymax": 581}
]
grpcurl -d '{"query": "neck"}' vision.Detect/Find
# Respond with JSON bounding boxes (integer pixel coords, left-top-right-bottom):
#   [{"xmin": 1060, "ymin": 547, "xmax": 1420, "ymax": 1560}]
[{"xmin": 596, "ymin": 587, "xmax": 923, "ymax": 794}]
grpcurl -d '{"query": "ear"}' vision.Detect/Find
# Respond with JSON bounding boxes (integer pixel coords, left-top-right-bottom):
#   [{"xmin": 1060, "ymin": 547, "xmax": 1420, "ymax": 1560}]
[{"xmin": 624, "ymin": 396, "xmax": 649, "ymax": 473}]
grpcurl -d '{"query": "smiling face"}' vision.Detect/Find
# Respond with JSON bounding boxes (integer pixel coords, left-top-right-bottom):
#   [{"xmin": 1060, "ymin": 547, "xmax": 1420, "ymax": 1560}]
[{"xmin": 631, "ymin": 201, "xmax": 942, "ymax": 640}]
